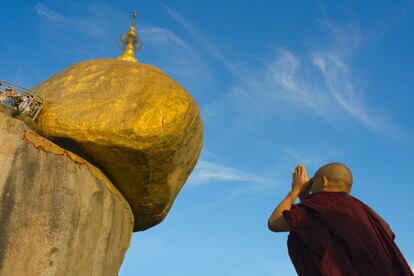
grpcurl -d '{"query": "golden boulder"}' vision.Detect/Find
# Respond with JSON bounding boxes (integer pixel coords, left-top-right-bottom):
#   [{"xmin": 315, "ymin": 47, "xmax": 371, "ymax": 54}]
[{"xmin": 34, "ymin": 58, "xmax": 203, "ymax": 231}]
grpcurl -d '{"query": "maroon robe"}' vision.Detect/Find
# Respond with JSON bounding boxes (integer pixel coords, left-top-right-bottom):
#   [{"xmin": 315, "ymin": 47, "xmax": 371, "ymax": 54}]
[{"xmin": 282, "ymin": 191, "xmax": 413, "ymax": 276}]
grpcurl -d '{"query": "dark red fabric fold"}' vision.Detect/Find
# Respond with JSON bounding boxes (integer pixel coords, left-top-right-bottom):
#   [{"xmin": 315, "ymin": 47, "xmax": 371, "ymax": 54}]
[{"xmin": 282, "ymin": 191, "xmax": 412, "ymax": 276}]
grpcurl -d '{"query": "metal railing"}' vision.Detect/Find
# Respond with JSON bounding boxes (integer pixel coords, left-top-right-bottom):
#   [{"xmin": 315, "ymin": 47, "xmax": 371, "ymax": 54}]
[{"xmin": 0, "ymin": 80, "xmax": 44, "ymax": 120}]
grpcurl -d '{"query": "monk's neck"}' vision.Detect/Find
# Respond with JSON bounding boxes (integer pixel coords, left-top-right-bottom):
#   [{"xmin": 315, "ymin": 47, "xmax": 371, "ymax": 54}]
[{"xmin": 320, "ymin": 187, "xmax": 349, "ymax": 193}]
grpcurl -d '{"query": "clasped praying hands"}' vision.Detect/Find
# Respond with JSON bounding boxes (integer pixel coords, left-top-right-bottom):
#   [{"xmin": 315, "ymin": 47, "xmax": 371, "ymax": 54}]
[{"xmin": 291, "ymin": 164, "xmax": 312, "ymax": 201}]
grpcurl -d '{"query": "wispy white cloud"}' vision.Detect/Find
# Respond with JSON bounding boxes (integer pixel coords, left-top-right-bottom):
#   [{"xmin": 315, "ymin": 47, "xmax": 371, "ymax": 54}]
[
  {"xmin": 280, "ymin": 148, "xmax": 326, "ymax": 167},
  {"xmin": 186, "ymin": 160, "xmax": 274, "ymax": 189},
  {"xmin": 34, "ymin": 3, "xmax": 63, "ymax": 22},
  {"xmin": 34, "ymin": 2, "xmax": 129, "ymax": 60},
  {"xmin": 140, "ymin": 24, "xmax": 213, "ymax": 83},
  {"xmin": 161, "ymin": 6, "xmax": 390, "ymax": 134},
  {"xmin": 34, "ymin": 2, "xmax": 125, "ymax": 41},
  {"xmin": 265, "ymin": 49, "xmax": 330, "ymax": 117},
  {"xmin": 164, "ymin": 6, "xmax": 234, "ymax": 71},
  {"xmin": 268, "ymin": 47, "xmax": 377, "ymax": 128},
  {"xmin": 148, "ymin": 7, "xmax": 392, "ymax": 135},
  {"xmin": 184, "ymin": 186, "xmax": 256, "ymax": 211},
  {"xmin": 183, "ymin": 157, "xmax": 279, "ymax": 210},
  {"xmin": 140, "ymin": 25, "xmax": 188, "ymax": 49},
  {"xmin": 205, "ymin": 21, "xmax": 403, "ymax": 140}
]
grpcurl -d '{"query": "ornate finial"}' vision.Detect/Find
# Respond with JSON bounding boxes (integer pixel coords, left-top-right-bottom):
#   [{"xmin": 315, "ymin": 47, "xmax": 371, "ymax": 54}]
[{"xmin": 117, "ymin": 10, "xmax": 140, "ymax": 62}]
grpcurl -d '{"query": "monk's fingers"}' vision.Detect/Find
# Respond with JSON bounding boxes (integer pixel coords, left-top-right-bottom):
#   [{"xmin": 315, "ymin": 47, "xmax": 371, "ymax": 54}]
[
  {"xmin": 298, "ymin": 166, "xmax": 304, "ymax": 178},
  {"xmin": 302, "ymin": 165, "xmax": 307, "ymax": 175},
  {"xmin": 293, "ymin": 172, "xmax": 299, "ymax": 182},
  {"xmin": 302, "ymin": 167, "xmax": 308, "ymax": 179},
  {"xmin": 299, "ymin": 164, "xmax": 308, "ymax": 179}
]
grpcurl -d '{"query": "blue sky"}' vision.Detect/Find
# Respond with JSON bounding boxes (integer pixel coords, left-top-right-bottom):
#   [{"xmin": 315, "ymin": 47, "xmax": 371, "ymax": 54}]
[{"xmin": 1, "ymin": 0, "xmax": 414, "ymax": 275}]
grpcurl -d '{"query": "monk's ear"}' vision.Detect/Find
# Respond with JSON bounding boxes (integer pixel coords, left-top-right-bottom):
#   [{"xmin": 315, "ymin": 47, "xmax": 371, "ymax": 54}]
[{"xmin": 322, "ymin": 176, "xmax": 329, "ymax": 188}]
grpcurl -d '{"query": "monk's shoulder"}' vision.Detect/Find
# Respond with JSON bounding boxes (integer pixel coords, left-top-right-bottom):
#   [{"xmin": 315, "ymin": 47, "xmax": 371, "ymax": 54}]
[
  {"xmin": 302, "ymin": 191, "xmax": 339, "ymax": 205},
  {"xmin": 283, "ymin": 203, "xmax": 320, "ymax": 229},
  {"xmin": 302, "ymin": 192, "xmax": 362, "ymax": 212}
]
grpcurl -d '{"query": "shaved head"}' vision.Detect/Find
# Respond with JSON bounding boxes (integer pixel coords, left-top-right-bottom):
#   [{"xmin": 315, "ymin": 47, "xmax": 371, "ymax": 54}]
[{"xmin": 312, "ymin": 162, "xmax": 353, "ymax": 193}]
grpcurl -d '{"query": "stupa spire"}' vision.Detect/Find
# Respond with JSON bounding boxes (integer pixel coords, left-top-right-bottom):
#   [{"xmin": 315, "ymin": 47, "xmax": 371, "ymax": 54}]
[{"xmin": 117, "ymin": 10, "xmax": 139, "ymax": 62}]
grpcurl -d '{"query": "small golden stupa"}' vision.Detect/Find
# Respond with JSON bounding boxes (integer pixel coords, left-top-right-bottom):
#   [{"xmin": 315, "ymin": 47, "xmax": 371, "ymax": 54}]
[
  {"xmin": 34, "ymin": 11, "xmax": 203, "ymax": 231},
  {"xmin": 117, "ymin": 10, "xmax": 139, "ymax": 62}
]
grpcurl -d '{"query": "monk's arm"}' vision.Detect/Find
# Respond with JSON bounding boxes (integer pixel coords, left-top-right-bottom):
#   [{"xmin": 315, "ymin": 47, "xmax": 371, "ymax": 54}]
[
  {"xmin": 267, "ymin": 187, "xmax": 301, "ymax": 232},
  {"xmin": 298, "ymin": 184, "xmax": 311, "ymax": 203}
]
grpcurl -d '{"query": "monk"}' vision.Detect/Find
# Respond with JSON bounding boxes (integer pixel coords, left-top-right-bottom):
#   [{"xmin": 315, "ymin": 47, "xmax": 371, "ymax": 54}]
[{"xmin": 268, "ymin": 162, "xmax": 413, "ymax": 276}]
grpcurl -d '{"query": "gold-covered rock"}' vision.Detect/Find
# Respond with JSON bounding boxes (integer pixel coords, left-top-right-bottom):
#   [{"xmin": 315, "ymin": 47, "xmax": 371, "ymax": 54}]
[{"xmin": 34, "ymin": 58, "xmax": 203, "ymax": 231}]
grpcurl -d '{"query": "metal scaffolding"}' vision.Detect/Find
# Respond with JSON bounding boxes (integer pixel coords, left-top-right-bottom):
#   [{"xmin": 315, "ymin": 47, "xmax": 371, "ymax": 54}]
[{"xmin": 0, "ymin": 80, "xmax": 44, "ymax": 120}]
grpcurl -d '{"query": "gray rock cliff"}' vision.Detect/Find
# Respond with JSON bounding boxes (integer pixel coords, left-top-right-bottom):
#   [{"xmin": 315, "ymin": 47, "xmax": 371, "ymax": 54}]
[{"xmin": 0, "ymin": 109, "xmax": 134, "ymax": 276}]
